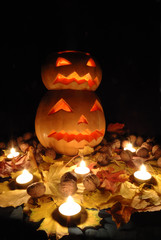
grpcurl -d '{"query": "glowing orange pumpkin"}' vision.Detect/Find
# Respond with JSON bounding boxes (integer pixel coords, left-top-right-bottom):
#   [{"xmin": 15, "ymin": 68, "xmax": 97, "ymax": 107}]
[
  {"xmin": 41, "ymin": 50, "xmax": 102, "ymax": 91},
  {"xmin": 35, "ymin": 90, "xmax": 106, "ymax": 155}
]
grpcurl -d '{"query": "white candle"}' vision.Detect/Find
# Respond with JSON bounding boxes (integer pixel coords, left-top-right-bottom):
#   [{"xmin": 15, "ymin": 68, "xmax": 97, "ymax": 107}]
[
  {"xmin": 16, "ymin": 169, "xmax": 33, "ymax": 185},
  {"xmin": 74, "ymin": 160, "xmax": 90, "ymax": 175},
  {"xmin": 58, "ymin": 196, "xmax": 81, "ymax": 216},
  {"xmin": 7, "ymin": 147, "xmax": 20, "ymax": 159},
  {"xmin": 124, "ymin": 143, "xmax": 136, "ymax": 153},
  {"xmin": 134, "ymin": 164, "xmax": 152, "ymax": 182}
]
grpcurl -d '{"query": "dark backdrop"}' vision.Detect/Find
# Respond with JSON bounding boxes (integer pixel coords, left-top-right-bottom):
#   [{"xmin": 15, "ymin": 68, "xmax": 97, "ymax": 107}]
[{"xmin": 0, "ymin": 1, "xmax": 160, "ymax": 141}]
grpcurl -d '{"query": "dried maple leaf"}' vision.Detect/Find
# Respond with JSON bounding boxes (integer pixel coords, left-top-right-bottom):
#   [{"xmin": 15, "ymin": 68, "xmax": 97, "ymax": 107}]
[
  {"xmin": 107, "ymin": 123, "xmax": 125, "ymax": 133},
  {"xmin": 106, "ymin": 202, "xmax": 134, "ymax": 228},
  {"xmin": 96, "ymin": 169, "xmax": 128, "ymax": 193},
  {"xmin": 29, "ymin": 199, "xmax": 68, "ymax": 239}
]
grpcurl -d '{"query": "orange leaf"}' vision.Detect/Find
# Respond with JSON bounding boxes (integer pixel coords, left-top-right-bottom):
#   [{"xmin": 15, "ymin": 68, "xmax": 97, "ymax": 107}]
[{"xmin": 107, "ymin": 123, "xmax": 125, "ymax": 133}]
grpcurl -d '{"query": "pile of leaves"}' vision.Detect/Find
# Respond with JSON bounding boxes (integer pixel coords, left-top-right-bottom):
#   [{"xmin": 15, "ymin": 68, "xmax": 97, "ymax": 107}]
[{"xmin": 0, "ymin": 126, "xmax": 161, "ymax": 239}]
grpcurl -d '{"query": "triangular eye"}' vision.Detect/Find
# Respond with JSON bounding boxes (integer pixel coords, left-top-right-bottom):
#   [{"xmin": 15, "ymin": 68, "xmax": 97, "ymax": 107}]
[
  {"xmin": 90, "ymin": 100, "xmax": 103, "ymax": 112},
  {"xmin": 86, "ymin": 58, "xmax": 96, "ymax": 67},
  {"xmin": 48, "ymin": 98, "xmax": 72, "ymax": 115},
  {"xmin": 56, "ymin": 57, "xmax": 72, "ymax": 67}
]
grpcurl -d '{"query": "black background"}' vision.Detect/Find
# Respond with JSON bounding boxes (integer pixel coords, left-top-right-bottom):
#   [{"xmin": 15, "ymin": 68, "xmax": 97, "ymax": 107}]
[{"xmin": 0, "ymin": 1, "xmax": 160, "ymax": 142}]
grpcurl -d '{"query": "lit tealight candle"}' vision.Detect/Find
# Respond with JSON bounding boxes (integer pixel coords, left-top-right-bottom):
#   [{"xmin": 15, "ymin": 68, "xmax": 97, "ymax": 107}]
[
  {"xmin": 74, "ymin": 160, "xmax": 90, "ymax": 175},
  {"xmin": 7, "ymin": 147, "xmax": 20, "ymax": 159},
  {"xmin": 16, "ymin": 169, "xmax": 33, "ymax": 185},
  {"xmin": 134, "ymin": 164, "xmax": 152, "ymax": 183},
  {"xmin": 124, "ymin": 143, "xmax": 136, "ymax": 153},
  {"xmin": 59, "ymin": 196, "xmax": 81, "ymax": 216}
]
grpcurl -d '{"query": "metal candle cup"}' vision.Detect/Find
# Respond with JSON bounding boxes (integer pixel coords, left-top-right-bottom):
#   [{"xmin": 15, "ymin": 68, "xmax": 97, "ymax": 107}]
[
  {"xmin": 16, "ymin": 169, "xmax": 33, "ymax": 188},
  {"xmin": 58, "ymin": 196, "xmax": 81, "ymax": 217},
  {"xmin": 134, "ymin": 164, "xmax": 152, "ymax": 184}
]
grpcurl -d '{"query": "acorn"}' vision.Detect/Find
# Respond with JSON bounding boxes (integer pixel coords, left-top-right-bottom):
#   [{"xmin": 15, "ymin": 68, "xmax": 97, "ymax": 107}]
[
  {"xmin": 136, "ymin": 147, "xmax": 149, "ymax": 158},
  {"xmin": 135, "ymin": 136, "xmax": 144, "ymax": 147},
  {"xmin": 60, "ymin": 171, "xmax": 77, "ymax": 183},
  {"xmin": 120, "ymin": 150, "xmax": 133, "ymax": 162},
  {"xmin": 27, "ymin": 182, "xmax": 46, "ymax": 198},
  {"xmin": 83, "ymin": 173, "xmax": 100, "ymax": 191},
  {"xmin": 58, "ymin": 180, "xmax": 77, "ymax": 197}
]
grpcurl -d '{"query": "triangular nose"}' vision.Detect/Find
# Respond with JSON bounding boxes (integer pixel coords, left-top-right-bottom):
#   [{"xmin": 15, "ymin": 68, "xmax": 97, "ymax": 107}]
[{"xmin": 78, "ymin": 115, "xmax": 88, "ymax": 124}]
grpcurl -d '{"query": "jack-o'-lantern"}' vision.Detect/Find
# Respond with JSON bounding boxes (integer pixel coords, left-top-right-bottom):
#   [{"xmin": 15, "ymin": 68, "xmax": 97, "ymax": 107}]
[
  {"xmin": 35, "ymin": 90, "xmax": 106, "ymax": 155},
  {"xmin": 41, "ymin": 50, "xmax": 102, "ymax": 91}
]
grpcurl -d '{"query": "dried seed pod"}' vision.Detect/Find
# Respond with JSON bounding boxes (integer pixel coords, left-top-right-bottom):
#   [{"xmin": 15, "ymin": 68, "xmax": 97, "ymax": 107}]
[
  {"xmin": 83, "ymin": 173, "xmax": 100, "ymax": 191},
  {"xmin": 45, "ymin": 148, "xmax": 56, "ymax": 160},
  {"xmin": 152, "ymin": 145, "xmax": 160, "ymax": 155},
  {"xmin": 136, "ymin": 147, "xmax": 149, "ymax": 158},
  {"xmin": 120, "ymin": 150, "xmax": 133, "ymax": 162},
  {"xmin": 95, "ymin": 152, "xmax": 110, "ymax": 166},
  {"xmin": 60, "ymin": 171, "xmax": 77, "ymax": 183},
  {"xmin": 157, "ymin": 157, "xmax": 161, "ymax": 167},
  {"xmin": 154, "ymin": 148, "xmax": 161, "ymax": 159},
  {"xmin": 58, "ymin": 179, "xmax": 77, "ymax": 197},
  {"xmin": 27, "ymin": 182, "xmax": 46, "ymax": 198},
  {"xmin": 128, "ymin": 135, "xmax": 136, "ymax": 145},
  {"xmin": 141, "ymin": 142, "xmax": 152, "ymax": 152},
  {"xmin": 135, "ymin": 136, "xmax": 144, "ymax": 147}
]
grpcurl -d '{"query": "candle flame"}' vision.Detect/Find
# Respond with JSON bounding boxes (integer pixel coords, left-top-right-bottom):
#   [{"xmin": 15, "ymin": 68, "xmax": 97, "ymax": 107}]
[
  {"xmin": 7, "ymin": 147, "xmax": 19, "ymax": 159},
  {"xmin": 140, "ymin": 164, "xmax": 146, "ymax": 172},
  {"xmin": 80, "ymin": 160, "xmax": 86, "ymax": 168},
  {"xmin": 124, "ymin": 143, "xmax": 136, "ymax": 152}
]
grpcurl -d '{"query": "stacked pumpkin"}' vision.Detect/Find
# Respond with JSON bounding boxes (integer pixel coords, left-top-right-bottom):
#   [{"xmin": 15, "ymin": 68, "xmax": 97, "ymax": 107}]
[{"xmin": 35, "ymin": 51, "xmax": 106, "ymax": 155}]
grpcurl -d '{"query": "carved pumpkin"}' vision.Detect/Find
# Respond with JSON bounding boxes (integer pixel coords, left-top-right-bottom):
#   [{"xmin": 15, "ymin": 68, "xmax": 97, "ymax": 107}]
[
  {"xmin": 41, "ymin": 50, "xmax": 102, "ymax": 91},
  {"xmin": 35, "ymin": 90, "xmax": 106, "ymax": 155}
]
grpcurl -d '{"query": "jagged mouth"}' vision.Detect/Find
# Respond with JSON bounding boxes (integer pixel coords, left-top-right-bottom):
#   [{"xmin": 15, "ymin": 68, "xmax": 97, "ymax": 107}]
[
  {"xmin": 48, "ymin": 129, "xmax": 104, "ymax": 142},
  {"xmin": 53, "ymin": 72, "xmax": 98, "ymax": 88}
]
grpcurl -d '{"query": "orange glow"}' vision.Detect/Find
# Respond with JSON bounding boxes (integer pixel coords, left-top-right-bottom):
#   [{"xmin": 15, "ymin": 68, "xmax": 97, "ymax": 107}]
[
  {"xmin": 90, "ymin": 100, "xmax": 103, "ymax": 112},
  {"xmin": 86, "ymin": 58, "xmax": 96, "ymax": 67},
  {"xmin": 48, "ymin": 98, "xmax": 72, "ymax": 115},
  {"xmin": 78, "ymin": 115, "xmax": 88, "ymax": 124},
  {"xmin": 54, "ymin": 72, "xmax": 98, "ymax": 88},
  {"xmin": 56, "ymin": 57, "xmax": 71, "ymax": 67},
  {"xmin": 48, "ymin": 129, "xmax": 105, "ymax": 142},
  {"xmin": 58, "ymin": 50, "xmax": 90, "ymax": 56}
]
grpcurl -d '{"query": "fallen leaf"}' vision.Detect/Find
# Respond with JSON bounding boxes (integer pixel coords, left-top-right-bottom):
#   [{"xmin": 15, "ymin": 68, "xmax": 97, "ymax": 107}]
[
  {"xmin": 78, "ymin": 209, "xmax": 101, "ymax": 229},
  {"xmin": 106, "ymin": 202, "xmax": 134, "ymax": 228},
  {"xmin": 107, "ymin": 123, "xmax": 125, "ymax": 133},
  {"xmin": 0, "ymin": 189, "xmax": 30, "ymax": 207}
]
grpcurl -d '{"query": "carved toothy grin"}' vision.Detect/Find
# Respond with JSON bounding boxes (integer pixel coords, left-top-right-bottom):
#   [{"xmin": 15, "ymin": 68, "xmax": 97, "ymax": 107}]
[
  {"xmin": 54, "ymin": 72, "xmax": 98, "ymax": 88},
  {"xmin": 48, "ymin": 129, "xmax": 104, "ymax": 142}
]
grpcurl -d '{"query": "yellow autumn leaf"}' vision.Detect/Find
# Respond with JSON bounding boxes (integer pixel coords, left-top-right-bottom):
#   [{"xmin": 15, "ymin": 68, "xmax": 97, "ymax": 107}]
[
  {"xmin": 119, "ymin": 181, "xmax": 139, "ymax": 199},
  {"xmin": 29, "ymin": 200, "xmax": 68, "ymax": 239},
  {"xmin": 0, "ymin": 189, "xmax": 30, "ymax": 207},
  {"xmin": 41, "ymin": 155, "xmax": 55, "ymax": 164},
  {"xmin": 78, "ymin": 208, "xmax": 101, "ymax": 229}
]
